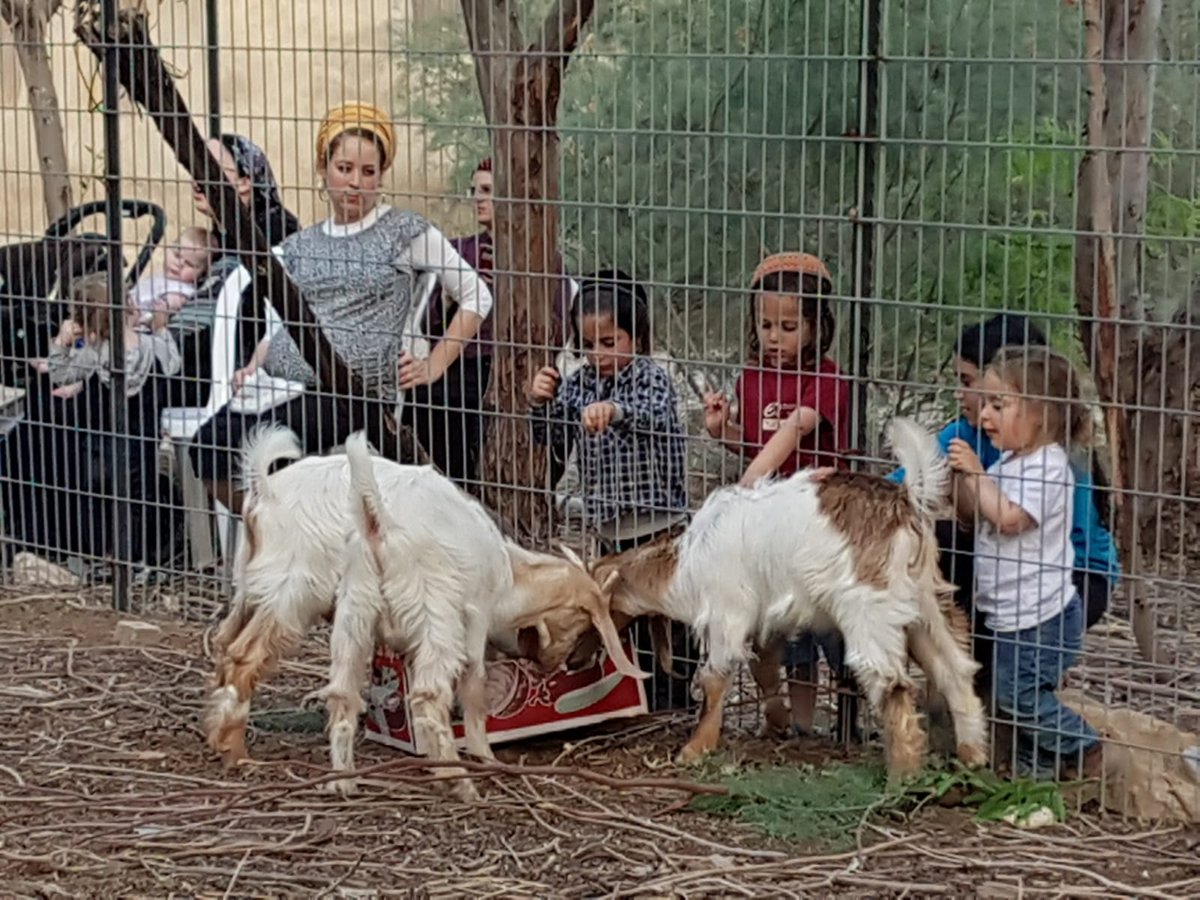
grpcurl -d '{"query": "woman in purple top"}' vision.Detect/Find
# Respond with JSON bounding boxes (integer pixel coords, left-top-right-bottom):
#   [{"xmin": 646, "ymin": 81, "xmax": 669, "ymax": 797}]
[{"xmin": 416, "ymin": 158, "xmax": 574, "ymax": 486}]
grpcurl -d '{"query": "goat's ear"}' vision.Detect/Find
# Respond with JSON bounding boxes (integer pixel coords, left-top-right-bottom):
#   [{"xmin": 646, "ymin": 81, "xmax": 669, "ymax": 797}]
[
  {"xmin": 535, "ymin": 618, "xmax": 553, "ymax": 651},
  {"xmin": 557, "ymin": 543, "xmax": 587, "ymax": 572}
]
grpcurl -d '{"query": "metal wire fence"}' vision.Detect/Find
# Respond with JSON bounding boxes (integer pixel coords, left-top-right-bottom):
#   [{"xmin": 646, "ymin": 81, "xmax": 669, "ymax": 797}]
[{"xmin": 0, "ymin": 0, "xmax": 1197, "ymax": 804}]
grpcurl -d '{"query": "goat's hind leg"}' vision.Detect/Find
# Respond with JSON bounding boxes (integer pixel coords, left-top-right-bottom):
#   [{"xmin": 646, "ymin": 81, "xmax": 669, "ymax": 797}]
[
  {"xmin": 907, "ymin": 619, "xmax": 988, "ymax": 768},
  {"xmin": 410, "ymin": 667, "xmax": 478, "ymax": 802},
  {"xmin": 205, "ymin": 601, "xmax": 299, "ymax": 768},
  {"xmin": 325, "ymin": 548, "xmax": 381, "ymax": 795}
]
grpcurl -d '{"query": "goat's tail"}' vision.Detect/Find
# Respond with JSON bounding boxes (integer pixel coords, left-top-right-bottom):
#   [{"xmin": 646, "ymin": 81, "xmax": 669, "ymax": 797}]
[
  {"xmin": 891, "ymin": 416, "xmax": 949, "ymax": 522},
  {"xmin": 345, "ymin": 431, "xmax": 392, "ymax": 554},
  {"xmin": 239, "ymin": 425, "xmax": 304, "ymax": 511}
]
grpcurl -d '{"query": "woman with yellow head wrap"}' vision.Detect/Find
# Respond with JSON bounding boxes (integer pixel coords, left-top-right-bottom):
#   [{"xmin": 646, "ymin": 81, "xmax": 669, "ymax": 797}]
[
  {"xmin": 316, "ymin": 101, "xmax": 398, "ymax": 171},
  {"xmin": 188, "ymin": 100, "xmax": 495, "ymax": 508}
]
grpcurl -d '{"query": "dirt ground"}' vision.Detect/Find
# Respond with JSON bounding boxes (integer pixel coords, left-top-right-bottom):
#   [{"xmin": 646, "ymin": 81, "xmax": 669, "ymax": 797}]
[{"xmin": 2, "ymin": 593, "xmax": 1199, "ymax": 899}]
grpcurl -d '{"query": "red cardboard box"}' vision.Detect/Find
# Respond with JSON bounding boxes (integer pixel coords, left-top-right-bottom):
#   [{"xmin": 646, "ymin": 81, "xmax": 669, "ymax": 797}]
[{"xmin": 364, "ymin": 640, "xmax": 649, "ymax": 754}]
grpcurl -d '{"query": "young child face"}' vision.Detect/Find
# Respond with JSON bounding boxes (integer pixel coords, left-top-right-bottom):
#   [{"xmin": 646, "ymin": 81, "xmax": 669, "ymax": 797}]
[
  {"xmin": 579, "ymin": 313, "xmax": 634, "ymax": 378},
  {"xmin": 164, "ymin": 238, "xmax": 210, "ymax": 284},
  {"xmin": 978, "ymin": 368, "xmax": 1043, "ymax": 452},
  {"xmin": 756, "ymin": 292, "xmax": 811, "ymax": 369},
  {"xmin": 952, "ymin": 354, "xmax": 985, "ymax": 426}
]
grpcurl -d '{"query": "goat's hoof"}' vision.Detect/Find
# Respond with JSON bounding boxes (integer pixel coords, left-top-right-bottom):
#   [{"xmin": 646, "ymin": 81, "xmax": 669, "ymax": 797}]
[
  {"xmin": 676, "ymin": 743, "xmax": 711, "ymax": 766},
  {"xmin": 957, "ymin": 743, "xmax": 989, "ymax": 768},
  {"xmin": 300, "ymin": 687, "xmax": 329, "ymax": 709},
  {"xmin": 325, "ymin": 776, "xmax": 358, "ymax": 796},
  {"xmin": 216, "ymin": 745, "xmax": 250, "ymax": 770}
]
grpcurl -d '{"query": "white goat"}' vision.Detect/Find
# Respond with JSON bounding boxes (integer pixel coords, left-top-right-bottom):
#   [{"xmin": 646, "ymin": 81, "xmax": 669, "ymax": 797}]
[
  {"xmin": 205, "ymin": 428, "xmax": 643, "ymax": 789},
  {"xmin": 594, "ymin": 417, "xmax": 988, "ymax": 781},
  {"xmin": 322, "ymin": 432, "xmax": 645, "ymax": 797}
]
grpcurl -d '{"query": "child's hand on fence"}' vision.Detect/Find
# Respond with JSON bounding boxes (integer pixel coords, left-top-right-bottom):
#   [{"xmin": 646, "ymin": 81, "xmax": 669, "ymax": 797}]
[
  {"xmin": 947, "ymin": 438, "xmax": 984, "ymax": 476},
  {"xmin": 55, "ymin": 319, "xmax": 82, "ymax": 348},
  {"xmin": 528, "ymin": 366, "xmax": 561, "ymax": 405},
  {"xmin": 51, "ymin": 382, "xmax": 85, "ymax": 400},
  {"xmin": 703, "ymin": 391, "xmax": 729, "ymax": 437},
  {"xmin": 581, "ymin": 401, "xmax": 619, "ymax": 434}
]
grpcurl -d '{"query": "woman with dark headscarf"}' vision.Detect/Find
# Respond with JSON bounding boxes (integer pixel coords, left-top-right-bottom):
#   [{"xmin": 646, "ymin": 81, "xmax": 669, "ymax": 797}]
[
  {"xmin": 192, "ymin": 134, "xmax": 301, "ymax": 251},
  {"xmin": 171, "ymin": 134, "xmax": 302, "ymax": 402}
]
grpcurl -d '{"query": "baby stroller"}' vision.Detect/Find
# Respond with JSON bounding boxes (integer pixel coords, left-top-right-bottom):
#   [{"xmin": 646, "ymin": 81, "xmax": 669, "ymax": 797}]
[
  {"xmin": 1, "ymin": 199, "xmax": 177, "ymax": 575},
  {"xmin": 0, "ymin": 199, "xmax": 165, "ymax": 389}
]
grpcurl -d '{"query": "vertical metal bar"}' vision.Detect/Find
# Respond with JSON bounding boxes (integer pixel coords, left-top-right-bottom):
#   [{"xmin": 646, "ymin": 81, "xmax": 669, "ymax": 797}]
[
  {"xmin": 206, "ymin": 0, "xmax": 221, "ymax": 137},
  {"xmin": 101, "ymin": 0, "xmax": 128, "ymax": 610},
  {"xmin": 850, "ymin": 0, "xmax": 882, "ymax": 460}
]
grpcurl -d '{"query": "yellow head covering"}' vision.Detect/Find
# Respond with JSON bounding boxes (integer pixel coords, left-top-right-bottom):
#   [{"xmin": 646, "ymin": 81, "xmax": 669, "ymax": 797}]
[{"xmin": 316, "ymin": 102, "xmax": 396, "ymax": 170}]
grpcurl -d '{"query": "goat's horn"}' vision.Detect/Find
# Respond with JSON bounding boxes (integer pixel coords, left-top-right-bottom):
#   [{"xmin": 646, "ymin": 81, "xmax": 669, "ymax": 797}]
[
  {"xmin": 557, "ymin": 543, "xmax": 587, "ymax": 572},
  {"xmin": 590, "ymin": 606, "xmax": 650, "ymax": 681}
]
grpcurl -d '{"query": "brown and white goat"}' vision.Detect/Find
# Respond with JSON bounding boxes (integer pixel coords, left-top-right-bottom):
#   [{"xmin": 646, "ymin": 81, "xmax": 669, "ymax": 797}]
[
  {"xmin": 593, "ymin": 417, "xmax": 988, "ymax": 781},
  {"xmin": 205, "ymin": 427, "xmax": 642, "ymax": 785}
]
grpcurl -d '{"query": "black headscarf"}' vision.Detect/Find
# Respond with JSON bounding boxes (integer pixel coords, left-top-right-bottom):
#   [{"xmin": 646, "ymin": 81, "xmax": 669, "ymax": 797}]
[{"xmin": 214, "ymin": 133, "xmax": 301, "ymax": 250}]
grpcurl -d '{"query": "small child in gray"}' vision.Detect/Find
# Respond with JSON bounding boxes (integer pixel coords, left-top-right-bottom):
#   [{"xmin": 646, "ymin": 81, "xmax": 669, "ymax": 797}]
[{"xmin": 43, "ymin": 273, "xmax": 181, "ymax": 399}]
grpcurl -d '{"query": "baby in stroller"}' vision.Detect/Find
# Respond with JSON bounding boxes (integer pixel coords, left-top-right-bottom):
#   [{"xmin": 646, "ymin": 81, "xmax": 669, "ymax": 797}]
[{"xmin": 128, "ymin": 225, "xmax": 218, "ymax": 327}]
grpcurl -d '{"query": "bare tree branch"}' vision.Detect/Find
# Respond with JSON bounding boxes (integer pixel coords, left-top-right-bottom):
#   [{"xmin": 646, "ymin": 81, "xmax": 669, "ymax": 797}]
[{"xmin": 1, "ymin": 0, "xmax": 72, "ymax": 222}]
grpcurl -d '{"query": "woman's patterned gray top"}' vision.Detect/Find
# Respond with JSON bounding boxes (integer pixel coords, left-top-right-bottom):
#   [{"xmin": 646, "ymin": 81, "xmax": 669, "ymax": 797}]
[{"xmin": 265, "ymin": 206, "xmax": 428, "ymax": 402}]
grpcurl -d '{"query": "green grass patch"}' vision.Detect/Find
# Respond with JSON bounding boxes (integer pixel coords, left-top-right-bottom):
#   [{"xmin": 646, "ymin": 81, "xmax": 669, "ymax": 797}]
[
  {"xmin": 250, "ymin": 707, "xmax": 327, "ymax": 733},
  {"xmin": 689, "ymin": 759, "xmax": 1069, "ymax": 848},
  {"xmin": 689, "ymin": 760, "xmax": 890, "ymax": 848}
]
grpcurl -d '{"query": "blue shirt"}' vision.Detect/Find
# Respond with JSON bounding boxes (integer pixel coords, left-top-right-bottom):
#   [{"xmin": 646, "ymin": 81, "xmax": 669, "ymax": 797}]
[{"xmin": 887, "ymin": 418, "xmax": 1120, "ymax": 585}]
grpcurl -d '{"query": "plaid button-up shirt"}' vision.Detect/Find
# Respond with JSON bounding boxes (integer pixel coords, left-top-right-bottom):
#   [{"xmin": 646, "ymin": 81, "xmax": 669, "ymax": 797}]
[{"xmin": 530, "ymin": 356, "xmax": 688, "ymax": 526}]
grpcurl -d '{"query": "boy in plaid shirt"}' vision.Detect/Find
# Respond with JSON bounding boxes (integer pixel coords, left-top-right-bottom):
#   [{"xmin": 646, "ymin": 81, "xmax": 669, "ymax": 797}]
[{"xmin": 528, "ymin": 269, "xmax": 692, "ymax": 710}]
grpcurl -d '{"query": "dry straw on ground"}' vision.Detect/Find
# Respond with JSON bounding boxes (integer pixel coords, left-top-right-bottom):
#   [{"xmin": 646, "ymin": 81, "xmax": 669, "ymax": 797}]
[{"xmin": 2, "ymin": 587, "xmax": 1199, "ymax": 897}]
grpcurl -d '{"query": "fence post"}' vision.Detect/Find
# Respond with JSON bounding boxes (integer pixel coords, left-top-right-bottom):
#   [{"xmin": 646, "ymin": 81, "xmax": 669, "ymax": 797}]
[
  {"xmin": 101, "ymin": 0, "xmax": 128, "ymax": 610},
  {"xmin": 850, "ymin": 0, "xmax": 883, "ymax": 460},
  {"xmin": 206, "ymin": 0, "xmax": 221, "ymax": 137}
]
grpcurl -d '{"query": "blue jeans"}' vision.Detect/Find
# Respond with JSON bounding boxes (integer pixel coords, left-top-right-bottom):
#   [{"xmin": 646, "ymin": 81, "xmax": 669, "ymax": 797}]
[{"xmin": 991, "ymin": 595, "xmax": 1098, "ymax": 773}]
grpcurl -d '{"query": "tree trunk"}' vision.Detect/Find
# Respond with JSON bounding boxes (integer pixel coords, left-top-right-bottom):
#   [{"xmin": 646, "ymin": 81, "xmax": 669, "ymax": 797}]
[
  {"xmin": 1074, "ymin": 0, "xmax": 1194, "ymax": 671},
  {"xmin": 461, "ymin": 0, "xmax": 595, "ymax": 545},
  {"xmin": 1, "ymin": 0, "xmax": 72, "ymax": 223}
]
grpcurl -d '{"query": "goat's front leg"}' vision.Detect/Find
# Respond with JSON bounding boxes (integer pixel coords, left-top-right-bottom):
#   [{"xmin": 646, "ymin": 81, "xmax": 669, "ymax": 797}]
[
  {"xmin": 677, "ymin": 667, "xmax": 732, "ymax": 764},
  {"xmin": 457, "ymin": 661, "xmax": 494, "ymax": 762},
  {"xmin": 747, "ymin": 638, "xmax": 790, "ymax": 738},
  {"xmin": 324, "ymin": 552, "xmax": 380, "ymax": 795},
  {"xmin": 205, "ymin": 601, "xmax": 298, "ymax": 768}
]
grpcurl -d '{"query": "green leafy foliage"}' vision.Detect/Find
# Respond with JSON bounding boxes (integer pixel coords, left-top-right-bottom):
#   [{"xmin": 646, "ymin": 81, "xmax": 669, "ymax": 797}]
[
  {"xmin": 689, "ymin": 760, "xmax": 889, "ymax": 847},
  {"xmin": 689, "ymin": 760, "xmax": 1069, "ymax": 848},
  {"xmin": 396, "ymin": 0, "xmax": 1196, "ymax": 399}
]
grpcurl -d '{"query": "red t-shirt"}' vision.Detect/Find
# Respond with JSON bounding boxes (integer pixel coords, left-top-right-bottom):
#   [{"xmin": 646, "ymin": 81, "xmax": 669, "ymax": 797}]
[{"xmin": 734, "ymin": 357, "xmax": 850, "ymax": 475}]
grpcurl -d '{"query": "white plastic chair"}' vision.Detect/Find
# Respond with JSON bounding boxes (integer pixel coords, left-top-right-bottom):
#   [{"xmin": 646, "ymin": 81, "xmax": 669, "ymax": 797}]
[{"xmin": 159, "ymin": 266, "xmax": 250, "ymax": 569}]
